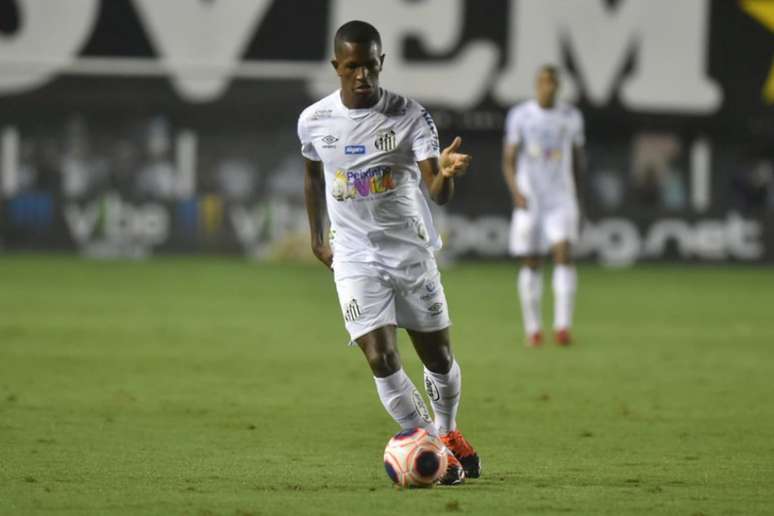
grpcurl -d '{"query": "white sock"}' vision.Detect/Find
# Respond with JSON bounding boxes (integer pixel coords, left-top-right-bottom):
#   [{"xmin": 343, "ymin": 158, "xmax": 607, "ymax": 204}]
[
  {"xmin": 374, "ymin": 369, "xmax": 436, "ymax": 435},
  {"xmin": 553, "ymin": 265, "xmax": 577, "ymax": 330},
  {"xmin": 423, "ymin": 360, "xmax": 461, "ymax": 435},
  {"xmin": 518, "ymin": 266, "xmax": 543, "ymax": 335}
]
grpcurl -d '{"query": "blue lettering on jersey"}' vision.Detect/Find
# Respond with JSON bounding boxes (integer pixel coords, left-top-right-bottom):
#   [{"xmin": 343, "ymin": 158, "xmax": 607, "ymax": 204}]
[{"xmin": 345, "ymin": 145, "xmax": 366, "ymax": 155}]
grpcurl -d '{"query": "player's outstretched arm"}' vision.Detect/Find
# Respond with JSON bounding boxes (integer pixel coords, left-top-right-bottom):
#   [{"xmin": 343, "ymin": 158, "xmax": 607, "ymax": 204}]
[
  {"xmin": 303, "ymin": 158, "xmax": 333, "ymax": 269},
  {"xmin": 418, "ymin": 136, "xmax": 471, "ymax": 206}
]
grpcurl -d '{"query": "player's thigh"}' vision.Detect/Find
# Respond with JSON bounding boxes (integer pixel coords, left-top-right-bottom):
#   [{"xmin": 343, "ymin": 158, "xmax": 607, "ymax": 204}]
[
  {"xmin": 544, "ymin": 204, "xmax": 579, "ymax": 252},
  {"xmin": 334, "ymin": 263, "xmax": 397, "ymax": 342},
  {"xmin": 509, "ymin": 207, "xmax": 543, "ymax": 257},
  {"xmin": 394, "ymin": 260, "xmax": 451, "ymax": 337}
]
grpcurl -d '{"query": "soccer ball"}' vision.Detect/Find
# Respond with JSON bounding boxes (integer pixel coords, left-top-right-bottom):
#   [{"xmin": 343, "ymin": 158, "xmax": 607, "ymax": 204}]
[{"xmin": 383, "ymin": 428, "xmax": 448, "ymax": 488}]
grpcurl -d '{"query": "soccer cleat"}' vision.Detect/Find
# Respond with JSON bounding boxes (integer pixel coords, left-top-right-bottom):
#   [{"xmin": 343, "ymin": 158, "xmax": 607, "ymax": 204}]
[
  {"xmin": 441, "ymin": 430, "xmax": 481, "ymax": 479},
  {"xmin": 525, "ymin": 331, "xmax": 543, "ymax": 348},
  {"xmin": 438, "ymin": 448, "xmax": 465, "ymax": 486},
  {"xmin": 555, "ymin": 328, "xmax": 572, "ymax": 346}
]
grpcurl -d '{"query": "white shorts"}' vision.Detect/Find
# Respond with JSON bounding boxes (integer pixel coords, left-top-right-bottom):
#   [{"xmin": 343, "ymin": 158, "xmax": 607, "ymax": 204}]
[
  {"xmin": 509, "ymin": 203, "xmax": 579, "ymax": 256},
  {"xmin": 333, "ymin": 259, "xmax": 451, "ymax": 343}
]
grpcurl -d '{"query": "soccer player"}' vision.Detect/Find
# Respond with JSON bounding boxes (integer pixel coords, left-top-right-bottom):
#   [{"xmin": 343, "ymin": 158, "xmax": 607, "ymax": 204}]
[
  {"xmin": 501, "ymin": 65, "xmax": 586, "ymax": 347},
  {"xmin": 298, "ymin": 20, "xmax": 480, "ymax": 485}
]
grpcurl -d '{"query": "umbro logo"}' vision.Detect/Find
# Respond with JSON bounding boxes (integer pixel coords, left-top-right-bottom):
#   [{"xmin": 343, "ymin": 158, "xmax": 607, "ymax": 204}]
[{"xmin": 321, "ymin": 135, "xmax": 338, "ymax": 148}]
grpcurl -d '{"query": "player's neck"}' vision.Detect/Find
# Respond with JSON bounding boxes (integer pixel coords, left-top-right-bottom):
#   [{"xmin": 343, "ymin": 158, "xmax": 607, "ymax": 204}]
[
  {"xmin": 536, "ymin": 98, "xmax": 556, "ymax": 110},
  {"xmin": 340, "ymin": 88, "xmax": 381, "ymax": 110}
]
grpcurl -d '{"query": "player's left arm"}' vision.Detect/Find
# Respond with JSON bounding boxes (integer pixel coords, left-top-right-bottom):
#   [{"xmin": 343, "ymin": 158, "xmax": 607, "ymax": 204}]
[
  {"xmin": 572, "ymin": 144, "xmax": 586, "ymax": 212},
  {"xmin": 571, "ymin": 109, "xmax": 587, "ymax": 213},
  {"xmin": 417, "ymin": 137, "xmax": 472, "ymax": 206}
]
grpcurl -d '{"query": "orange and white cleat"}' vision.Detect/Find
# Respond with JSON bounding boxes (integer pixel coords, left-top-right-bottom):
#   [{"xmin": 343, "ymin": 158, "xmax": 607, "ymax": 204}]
[
  {"xmin": 438, "ymin": 448, "xmax": 465, "ymax": 485},
  {"xmin": 555, "ymin": 328, "xmax": 572, "ymax": 346},
  {"xmin": 441, "ymin": 430, "xmax": 481, "ymax": 479}
]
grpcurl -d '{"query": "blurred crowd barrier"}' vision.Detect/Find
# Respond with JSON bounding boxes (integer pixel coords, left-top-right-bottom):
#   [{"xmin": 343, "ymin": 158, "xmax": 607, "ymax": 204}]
[{"xmin": 1, "ymin": 0, "xmax": 772, "ymax": 265}]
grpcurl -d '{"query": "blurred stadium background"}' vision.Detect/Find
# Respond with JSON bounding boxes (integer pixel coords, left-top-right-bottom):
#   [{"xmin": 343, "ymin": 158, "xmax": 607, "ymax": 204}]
[
  {"xmin": 2, "ymin": 1, "xmax": 774, "ymax": 515},
  {"xmin": 1, "ymin": 0, "xmax": 772, "ymax": 264}
]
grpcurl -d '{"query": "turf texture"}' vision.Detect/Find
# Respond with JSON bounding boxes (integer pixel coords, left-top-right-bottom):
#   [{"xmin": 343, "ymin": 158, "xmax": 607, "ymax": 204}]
[{"xmin": 1, "ymin": 256, "xmax": 773, "ymax": 515}]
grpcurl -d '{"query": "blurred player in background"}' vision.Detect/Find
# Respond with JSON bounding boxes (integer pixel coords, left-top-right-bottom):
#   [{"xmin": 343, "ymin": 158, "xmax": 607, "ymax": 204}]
[
  {"xmin": 298, "ymin": 21, "xmax": 480, "ymax": 485},
  {"xmin": 501, "ymin": 65, "xmax": 586, "ymax": 347}
]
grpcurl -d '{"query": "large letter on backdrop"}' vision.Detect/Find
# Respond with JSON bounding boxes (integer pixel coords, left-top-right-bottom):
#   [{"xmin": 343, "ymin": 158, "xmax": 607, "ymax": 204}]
[
  {"xmin": 495, "ymin": 0, "xmax": 721, "ymax": 113},
  {"xmin": 0, "ymin": 0, "xmax": 98, "ymax": 95},
  {"xmin": 133, "ymin": 0, "xmax": 274, "ymax": 102}
]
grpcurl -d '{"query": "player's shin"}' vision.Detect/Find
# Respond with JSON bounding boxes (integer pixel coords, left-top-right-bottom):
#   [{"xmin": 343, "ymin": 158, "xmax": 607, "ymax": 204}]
[
  {"xmin": 423, "ymin": 360, "xmax": 461, "ymax": 435},
  {"xmin": 553, "ymin": 265, "xmax": 577, "ymax": 331},
  {"xmin": 374, "ymin": 369, "xmax": 437, "ymax": 435},
  {"xmin": 518, "ymin": 266, "xmax": 543, "ymax": 336}
]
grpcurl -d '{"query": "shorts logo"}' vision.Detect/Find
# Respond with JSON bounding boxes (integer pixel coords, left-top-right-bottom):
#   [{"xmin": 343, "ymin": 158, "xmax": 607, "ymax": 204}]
[
  {"xmin": 412, "ymin": 389, "xmax": 433, "ymax": 424},
  {"xmin": 428, "ymin": 302, "xmax": 444, "ymax": 316},
  {"xmin": 374, "ymin": 129, "xmax": 397, "ymax": 152},
  {"xmin": 424, "ymin": 376, "xmax": 441, "ymax": 402},
  {"xmin": 343, "ymin": 298, "xmax": 361, "ymax": 322},
  {"xmin": 321, "ymin": 135, "xmax": 338, "ymax": 148},
  {"xmin": 345, "ymin": 145, "xmax": 366, "ymax": 155}
]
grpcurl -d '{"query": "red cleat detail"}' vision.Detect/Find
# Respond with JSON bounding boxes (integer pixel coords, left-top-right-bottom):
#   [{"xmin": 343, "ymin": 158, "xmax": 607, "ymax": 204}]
[
  {"xmin": 526, "ymin": 331, "xmax": 543, "ymax": 348},
  {"xmin": 555, "ymin": 328, "xmax": 572, "ymax": 346}
]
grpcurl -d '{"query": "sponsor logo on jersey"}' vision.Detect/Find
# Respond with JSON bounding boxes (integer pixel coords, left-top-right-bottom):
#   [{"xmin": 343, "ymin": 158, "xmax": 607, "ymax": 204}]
[
  {"xmin": 321, "ymin": 135, "xmax": 338, "ymax": 148},
  {"xmin": 374, "ymin": 128, "xmax": 397, "ymax": 152},
  {"xmin": 311, "ymin": 109, "xmax": 333, "ymax": 120},
  {"xmin": 344, "ymin": 145, "xmax": 366, "ymax": 155},
  {"xmin": 343, "ymin": 298, "xmax": 361, "ymax": 322},
  {"xmin": 331, "ymin": 166, "xmax": 396, "ymax": 201}
]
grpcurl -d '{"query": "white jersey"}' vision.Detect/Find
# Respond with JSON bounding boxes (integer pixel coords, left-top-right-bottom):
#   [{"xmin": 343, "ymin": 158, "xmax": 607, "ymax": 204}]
[
  {"xmin": 297, "ymin": 88, "xmax": 442, "ymax": 268},
  {"xmin": 504, "ymin": 99, "xmax": 584, "ymax": 208}
]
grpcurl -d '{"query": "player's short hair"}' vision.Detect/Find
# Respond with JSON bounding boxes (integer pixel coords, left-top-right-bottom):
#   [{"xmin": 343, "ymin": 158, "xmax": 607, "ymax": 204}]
[
  {"xmin": 334, "ymin": 20, "xmax": 382, "ymax": 55},
  {"xmin": 537, "ymin": 64, "xmax": 560, "ymax": 80}
]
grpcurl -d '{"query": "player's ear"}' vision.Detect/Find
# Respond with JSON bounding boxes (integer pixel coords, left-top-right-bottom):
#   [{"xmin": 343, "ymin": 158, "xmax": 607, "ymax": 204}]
[
  {"xmin": 379, "ymin": 54, "xmax": 386, "ymax": 71},
  {"xmin": 330, "ymin": 59, "xmax": 339, "ymax": 74}
]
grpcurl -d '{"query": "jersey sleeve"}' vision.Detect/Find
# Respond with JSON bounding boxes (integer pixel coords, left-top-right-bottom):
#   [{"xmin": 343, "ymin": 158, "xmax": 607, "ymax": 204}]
[
  {"xmin": 572, "ymin": 109, "xmax": 585, "ymax": 147},
  {"xmin": 297, "ymin": 112, "xmax": 321, "ymax": 161},
  {"xmin": 410, "ymin": 105, "xmax": 441, "ymax": 162},
  {"xmin": 503, "ymin": 107, "xmax": 522, "ymax": 146}
]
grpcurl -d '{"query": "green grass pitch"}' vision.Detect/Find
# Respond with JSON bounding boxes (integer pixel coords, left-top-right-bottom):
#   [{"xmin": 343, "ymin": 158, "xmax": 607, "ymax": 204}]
[{"xmin": 1, "ymin": 256, "xmax": 773, "ymax": 515}]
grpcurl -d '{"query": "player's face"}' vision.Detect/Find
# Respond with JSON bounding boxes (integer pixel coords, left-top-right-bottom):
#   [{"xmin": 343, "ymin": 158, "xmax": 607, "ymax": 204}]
[
  {"xmin": 332, "ymin": 41, "xmax": 384, "ymax": 108},
  {"xmin": 535, "ymin": 70, "xmax": 559, "ymax": 107}
]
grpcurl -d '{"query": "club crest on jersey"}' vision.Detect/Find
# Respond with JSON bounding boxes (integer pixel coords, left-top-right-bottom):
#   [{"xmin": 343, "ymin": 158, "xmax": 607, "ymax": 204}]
[
  {"xmin": 331, "ymin": 166, "xmax": 396, "ymax": 201},
  {"xmin": 345, "ymin": 145, "xmax": 366, "ymax": 155},
  {"xmin": 374, "ymin": 128, "xmax": 397, "ymax": 152}
]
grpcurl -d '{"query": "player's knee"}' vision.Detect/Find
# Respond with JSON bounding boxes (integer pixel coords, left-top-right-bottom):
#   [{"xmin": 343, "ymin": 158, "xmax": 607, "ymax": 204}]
[
  {"xmin": 423, "ymin": 347, "xmax": 453, "ymax": 375},
  {"xmin": 366, "ymin": 348, "xmax": 401, "ymax": 377},
  {"xmin": 522, "ymin": 257, "xmax": 541, "ymax": 270}
]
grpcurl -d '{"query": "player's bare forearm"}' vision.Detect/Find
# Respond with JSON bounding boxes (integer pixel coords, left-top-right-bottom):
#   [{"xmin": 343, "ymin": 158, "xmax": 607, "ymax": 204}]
[
  {"xmin": 419, "ymin": 136, "xmax": 470, "ymax": 206},
  {"xmin": 303, "ymin": 159, "xmax": 333, "ymax": 268},
  {"xmin": 430, "ymin": 171, "xmax": 454, "ymax": 205}
]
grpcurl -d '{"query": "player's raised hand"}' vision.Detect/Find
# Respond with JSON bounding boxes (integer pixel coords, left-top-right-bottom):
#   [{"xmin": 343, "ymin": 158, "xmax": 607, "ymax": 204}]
[{"xmin": 440, "ymin": 136, "xmax": 472, "ymax": 178}]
